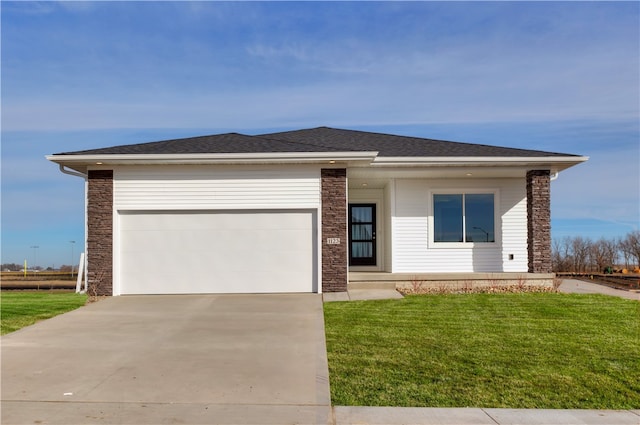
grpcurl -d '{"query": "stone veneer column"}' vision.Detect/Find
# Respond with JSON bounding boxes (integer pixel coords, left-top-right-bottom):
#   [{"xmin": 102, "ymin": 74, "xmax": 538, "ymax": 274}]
[
  {"xmin": 321, "ymin": 168, "xmax": 348, "ymax": 292},
  {"xmin": 527, "ymin": 170, "xmax": 552, "ymax": 273},
  {"xmin": 87, "ymin": 170, "xmax": 113, "ymax": 296}
]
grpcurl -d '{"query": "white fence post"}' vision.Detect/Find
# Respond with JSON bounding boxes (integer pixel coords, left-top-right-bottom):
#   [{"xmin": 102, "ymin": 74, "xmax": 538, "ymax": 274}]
[{"xmin": 76, "ymin": 252, "xmax": 85, "ymax": 293}]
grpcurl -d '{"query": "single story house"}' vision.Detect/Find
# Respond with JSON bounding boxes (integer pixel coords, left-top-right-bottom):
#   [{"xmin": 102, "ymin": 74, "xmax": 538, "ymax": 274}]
[{"xmin": 47, "ymin": 127, "xmax": 587, "ymax": 296}]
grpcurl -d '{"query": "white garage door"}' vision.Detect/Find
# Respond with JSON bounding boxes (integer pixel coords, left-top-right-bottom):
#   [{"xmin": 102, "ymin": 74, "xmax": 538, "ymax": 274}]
[{"xmin": 118, "ymin": 210, "xmax": 316, "ymax": 294}]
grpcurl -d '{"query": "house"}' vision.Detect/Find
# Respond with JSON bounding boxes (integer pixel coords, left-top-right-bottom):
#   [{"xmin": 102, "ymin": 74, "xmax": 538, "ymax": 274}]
[{"xmin": 47, "ymin": 127, "xmax": 587, "ymax": 296}]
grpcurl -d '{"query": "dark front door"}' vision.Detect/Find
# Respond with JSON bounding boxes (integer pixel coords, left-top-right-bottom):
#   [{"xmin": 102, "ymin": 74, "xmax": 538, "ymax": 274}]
[{"xmin": 349, "ymin": 204, "xmax": 376, "ymax": 266}]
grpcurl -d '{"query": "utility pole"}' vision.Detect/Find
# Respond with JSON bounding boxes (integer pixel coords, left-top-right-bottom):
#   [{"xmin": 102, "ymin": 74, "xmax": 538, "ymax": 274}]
[
  {"xmin": 29, "ymin": 245, "xmax": 39, "ymax": 272},
  {"xmin": 473, "ymin": 227, "xmax": 489, "ymax": 243},
  {"xmin": 70, "ymin": 241, "xmax": 76, "ymax": 278}
]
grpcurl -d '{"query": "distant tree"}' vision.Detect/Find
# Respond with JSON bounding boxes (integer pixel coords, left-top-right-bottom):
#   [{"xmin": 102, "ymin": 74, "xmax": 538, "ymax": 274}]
[
  {"xmin": 619, "ymin": 237, "xmax": 632, "ymax": 269},
  {"xmin": 620, "ymin": 231, "xmax": 640, "ymax": 268},
  {"xmin": 589, "ymin": 238, "xmax": 618, "ymax": 272},
  {"xmin": 552, "ymin": 238, "xmax": 572, "ymax": 272},
  {"xmin": 553, "ymin": 231, "xmax": 639, "ymax": 273},
  {"xmin": 59, "ymin": 265, "xmax": 72, "ymax": 272},
  {"xmin": 570, "ymin": 236, "xmax": 591, "ymax": 273},
  {"xmin": 1, "ymin": 263, "xmax": 22, "ymax": 271}
]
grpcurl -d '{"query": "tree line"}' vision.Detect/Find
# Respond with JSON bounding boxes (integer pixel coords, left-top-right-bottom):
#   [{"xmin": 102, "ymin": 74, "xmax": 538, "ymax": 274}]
[
  {"xmin": 1, "ymin": 264, "xmax": 75, "ymax": 272},
  {"xmin": 552, "ymin": 230, "xmax": 640, "ymax": 273}
]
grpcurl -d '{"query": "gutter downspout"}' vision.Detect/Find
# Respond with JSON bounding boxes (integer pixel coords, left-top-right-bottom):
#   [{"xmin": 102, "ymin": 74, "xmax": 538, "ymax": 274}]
[
  {"xmin": 550, "ymin": 171, "xmax": 559, "ymax": 181},
  {"xmin": 57, "ymin": 164, "xmax": 89, "ymax": 293},
  {"xmin": 58, "ymin": 164, "xmax": 87, "ymax": 179}
]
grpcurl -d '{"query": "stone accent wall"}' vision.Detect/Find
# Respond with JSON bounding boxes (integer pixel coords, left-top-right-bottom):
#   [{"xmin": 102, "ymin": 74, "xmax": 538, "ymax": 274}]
[
  {"xmin": 527, "ymin": 170, "xmax": 552, "ymax": 273},
  {"xmin": 321, "ymin": 169, "xmax": 348, "ymax": 292},
  {"xmin": 87, "ymin": 170, "xmax": 113, "ymax": 296}
]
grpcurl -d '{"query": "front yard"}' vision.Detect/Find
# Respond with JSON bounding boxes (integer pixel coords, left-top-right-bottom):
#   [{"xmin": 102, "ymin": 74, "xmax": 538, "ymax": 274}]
[
  {"xmin": 1, "ymin": 292, "xmax": 88, "ymax": 335},
  {"xmin": 324, "ymin": 293, "xmax": 640, "ymax": 409}
]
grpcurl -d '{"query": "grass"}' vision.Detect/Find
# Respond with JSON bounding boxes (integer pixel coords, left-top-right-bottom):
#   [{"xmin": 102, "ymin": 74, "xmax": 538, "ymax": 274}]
[
  {"xmin": 324, "ymin": 293, "xmax": 640, "ymax": 409},
  {"xmin": 1, "ymin": 292, "xmax": 88, "ymax": 335}
]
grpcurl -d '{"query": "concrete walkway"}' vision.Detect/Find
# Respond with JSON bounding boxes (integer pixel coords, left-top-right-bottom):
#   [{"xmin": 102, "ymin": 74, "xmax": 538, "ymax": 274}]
[
  {"xmin": 559, "ymin": 278, "xmax": 640, "ymax": 300},
  {"xmin": 324, "ymin": 278, "xmax": 640, "ymax": 303},
  {"xmin": 334, "ymin": 406, "xmax": 640, "ymax": 424},
  {"xmin": 323, "ymin": 288, "xmax": 404, "ymax": 302},
  {"xmin": 1, "ymin": 294, "xmax": 332, "ymax": 424},
  {"xmin": 322, "ymin": 279, "xmax": 640, "ymax": 302}
]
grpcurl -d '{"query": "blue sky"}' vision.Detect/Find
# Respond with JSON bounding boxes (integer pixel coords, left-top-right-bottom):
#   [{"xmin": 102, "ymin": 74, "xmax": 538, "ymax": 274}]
[{"xmin": 2, "ymin": 1, "xmax": 639, "ymax": 268}]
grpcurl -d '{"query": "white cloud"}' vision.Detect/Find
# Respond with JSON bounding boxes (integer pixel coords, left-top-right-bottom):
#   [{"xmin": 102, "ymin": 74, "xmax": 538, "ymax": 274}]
[
  {"xmin": 3, "ymin": 60, "xmax": 636, "ymax": 132},
  {"xmin": 246, "ymin": 42, "xmax": 312, "ymax": 64},
  {"xmin": 3, "ymin": 1, "xmax": 57, "ymax": 15},
  {"xmin": 4, "ymin": 2, "xmax": 637, "ymax": 132}
]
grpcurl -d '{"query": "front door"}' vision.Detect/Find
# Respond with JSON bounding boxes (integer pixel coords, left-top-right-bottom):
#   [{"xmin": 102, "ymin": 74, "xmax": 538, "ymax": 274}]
[{"xmin": 349, "ymin": 204, "xmax": 376, "ymax": 266}]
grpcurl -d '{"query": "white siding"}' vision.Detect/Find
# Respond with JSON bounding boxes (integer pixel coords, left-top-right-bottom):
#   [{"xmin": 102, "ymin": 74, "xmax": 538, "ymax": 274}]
[
  {"xmin": 500, "ymin": 183, "xmax": 528, "ymax": 272},
  {"xmin": 392, "ymin": 178, "xmax": 527, "ymax": 273},
  {"xmin": 392, "ymin": 180, "xmax": 430, "ymax": 271},
  {"xmin": 383, "ymin": 182, "xmax": 393, "ymax": 272},
  {"xmin": 113, "ymin": 165, "xmax": 321, "ymax": 210}
]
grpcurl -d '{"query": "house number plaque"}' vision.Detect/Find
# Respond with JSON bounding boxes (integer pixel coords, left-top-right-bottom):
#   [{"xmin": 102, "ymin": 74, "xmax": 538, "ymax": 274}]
[{"xmin": 326, "ymin": 238, "xmax": 341, "ymax": 245}]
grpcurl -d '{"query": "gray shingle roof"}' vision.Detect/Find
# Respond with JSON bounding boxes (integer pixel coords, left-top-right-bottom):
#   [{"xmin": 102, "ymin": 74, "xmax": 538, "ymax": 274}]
[
  {"xmin": 53, "ymin": 126, "xmax": 580, "ymax": 158},
  {"xmin": 55, "ymin": 132, "xmax": 346, "ymax": 155},
  {"xmin": 259, "ymin": 127, "xmax": 577, "ymax": 157}
]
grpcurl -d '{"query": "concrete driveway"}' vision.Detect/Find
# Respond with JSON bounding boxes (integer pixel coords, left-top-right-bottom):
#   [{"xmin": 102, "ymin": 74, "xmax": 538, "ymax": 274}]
[{"xmin": 1, "ymin": 294, "xmax": 332, "ymax": 424}]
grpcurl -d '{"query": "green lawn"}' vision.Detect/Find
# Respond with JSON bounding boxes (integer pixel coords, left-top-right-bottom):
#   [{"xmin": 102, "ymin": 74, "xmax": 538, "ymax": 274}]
[
  {"xmin": 324, "ymin": 293, "xmax": 640, "ymax": 409},
  {"xmin": 1, "ymin": 292, "xmax": 88, "ymax": 335}
]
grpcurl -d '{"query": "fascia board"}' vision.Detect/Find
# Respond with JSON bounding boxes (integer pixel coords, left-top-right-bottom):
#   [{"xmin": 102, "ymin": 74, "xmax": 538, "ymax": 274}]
[
  {"xmin": 46, "ymin": 151, "xmax": 379, "ymax": 165},
  {"xmin": 372, "ymin": 156, "xmax": 589, "ymax": 170}
]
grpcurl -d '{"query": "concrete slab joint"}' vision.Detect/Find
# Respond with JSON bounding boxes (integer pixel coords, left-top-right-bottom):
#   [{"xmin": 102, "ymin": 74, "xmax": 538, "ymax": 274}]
[
  {"xmin": 321, "ymin": 168, "xmax": 348, "ymax": 293},
  {"xmin": 87, "ymin": 169, "xmax": 114, "ymax": 296}
]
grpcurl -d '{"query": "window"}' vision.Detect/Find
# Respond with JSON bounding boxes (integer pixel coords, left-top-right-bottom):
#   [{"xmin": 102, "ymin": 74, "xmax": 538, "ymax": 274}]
[{"xmin": 433, "ymin": 193, "xmax": 495, "ymax": 243}]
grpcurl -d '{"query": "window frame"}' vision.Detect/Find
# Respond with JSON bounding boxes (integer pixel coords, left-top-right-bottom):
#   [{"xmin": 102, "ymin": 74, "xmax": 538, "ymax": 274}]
[{"xmin": 428, "ymin": 189, "xmax": 500, "ymax": 249}]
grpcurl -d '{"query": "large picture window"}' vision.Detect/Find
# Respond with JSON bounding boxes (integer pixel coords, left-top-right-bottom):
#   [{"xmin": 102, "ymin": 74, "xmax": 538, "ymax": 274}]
[{"xmin": 433, "ymin": 193, "xmax": 495, "ymax": 243}]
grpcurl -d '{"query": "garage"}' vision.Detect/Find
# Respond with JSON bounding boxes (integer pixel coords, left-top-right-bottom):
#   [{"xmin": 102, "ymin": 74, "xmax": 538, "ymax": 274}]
[{"xmin": 118, "ymin": 210, "xmax": 317, "ymax": 295}]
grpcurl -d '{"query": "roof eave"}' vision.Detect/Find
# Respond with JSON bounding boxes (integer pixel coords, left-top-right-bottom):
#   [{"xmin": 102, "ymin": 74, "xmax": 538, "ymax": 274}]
[
  {"xmin": 46, "ymin": 151, "xmax": 380, "ymax": 173},
  {"xmin": 372, "ymin": 156, "xmax": 589, "ymax": 172},
  {"xmin": 46, "ymin": 152, "xmax": 589, "ymax": 175}
]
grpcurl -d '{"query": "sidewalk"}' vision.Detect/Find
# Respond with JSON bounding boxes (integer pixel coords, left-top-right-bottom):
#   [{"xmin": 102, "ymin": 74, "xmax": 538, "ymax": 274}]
[
  {"xmin": 334, "ymin": 406, "xmax": 640, "ymax": 425},
  {"xmin": 558, "ymin": 278, "xmax": 640, "ymax": 300}
]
